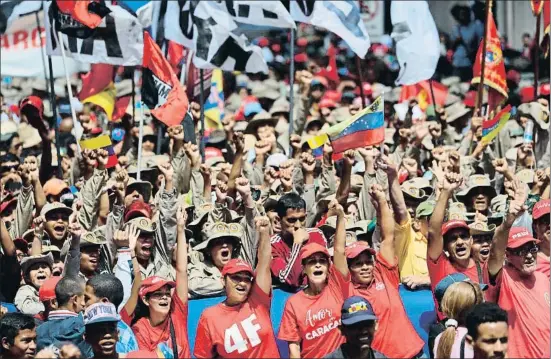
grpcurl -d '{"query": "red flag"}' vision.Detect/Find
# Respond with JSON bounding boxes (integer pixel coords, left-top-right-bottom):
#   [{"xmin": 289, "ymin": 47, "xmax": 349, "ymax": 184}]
[
  {"xmin": 56, "ymin": 0, "xmax": 110, "ymax": 29},
  {"xmin": 316, "ymin": 44, "xmax": 339, "ymax": 85},
  {"xmin": 471, "ymin": 13, "xmax": 508, "ymax": 111},
  {"xmin": 78, "ymin": 64, "xmax": 115, "ymax": 101},
  {"xmin": 398, "ymin": 80, "xmax": 448, "ymax": 107},
  {"xmin": 142, "ymin": 32, "xmax": 189, "ymax": 127},
  {"xmin": 111, "ymin": 96, "xmax": 132, "ymax": 121},
  {"xmin": 531, "ymin": 0, "xmax": 545, "ymax": 15},
  {"xmin": 167, "ymin": 41, "xmax": 185, "ymax": 74}
]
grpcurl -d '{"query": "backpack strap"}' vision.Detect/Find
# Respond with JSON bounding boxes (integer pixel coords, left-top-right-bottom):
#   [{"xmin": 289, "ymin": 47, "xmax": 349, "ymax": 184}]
[
  {"xmin": 169, "ymin": 316, "xmax": 178, "ymax": 359},
  {"xmin": 460, "ymin": 334, "xmax": 467, "ymax": 359},
  {"xmin": 475, "ymin": 260, "xmax": 484, "ymax": 285}
]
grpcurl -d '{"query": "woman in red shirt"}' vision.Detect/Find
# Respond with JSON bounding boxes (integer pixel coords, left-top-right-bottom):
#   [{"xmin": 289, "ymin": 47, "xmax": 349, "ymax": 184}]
[
  {"xmin": 131, "ymin": 207, "xmax": 190, "ymax": 358},
  {"xmin": 194, "ymin": 217, "xmax": 279, "ymax": 358},
  {"xmin": 346, "ymin": 184, "xmax": 424, "ymax": 358},
  {"xmin": 278, "ymin": 200, "xmax": 351, "ymax": 358}
]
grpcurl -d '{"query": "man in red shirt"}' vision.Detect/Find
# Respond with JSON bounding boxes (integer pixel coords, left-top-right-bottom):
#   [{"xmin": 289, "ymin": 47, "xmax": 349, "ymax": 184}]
[
  {"xmin": 427, "ymin": 173, "xmax": 493, "ymax": 317},
  {"xmin": 487, "ymin": 224, "xmax": 550, "ymax": 359},
  {"xmin": 271, "ymin": 192, "xmax": 328, "ymax": 288},
  {"xmin": 533, "ymin": 199, "xmax": 550, "ymax": 278}
]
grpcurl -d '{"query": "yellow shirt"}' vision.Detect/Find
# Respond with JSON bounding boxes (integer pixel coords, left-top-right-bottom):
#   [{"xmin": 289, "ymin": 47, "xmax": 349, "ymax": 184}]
[{"xmin": 394, "ymin": 214, "xmax": 429, "ymax": 279}]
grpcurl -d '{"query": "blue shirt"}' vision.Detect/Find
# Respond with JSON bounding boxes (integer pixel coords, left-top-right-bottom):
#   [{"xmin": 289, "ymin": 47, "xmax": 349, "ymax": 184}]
[
  {"xmin": 117, "ymin": 319, "xmax": 139, "ymax": 354},
  {"xmin": 451, "ymin": 20, "xmax": 484, "ymax": 67}
]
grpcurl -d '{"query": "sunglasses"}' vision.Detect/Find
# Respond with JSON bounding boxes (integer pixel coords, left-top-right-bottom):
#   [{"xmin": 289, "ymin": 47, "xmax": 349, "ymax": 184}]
[
  {"xmin": 229, "ymin": 274, "xmax": 253, "ymax": 284},
  {"xmin": 45, "ymin": 212, "xmax": 70, "ymax": 222},
  {"xmin": 508, "ymin": 245, "xmax": 539, "ymax": 257},
  {"xmin": 1, "ymin": 164, "xmax": 19, "ymax": 174},
  {"xmin": 285, "ymin": 216, "xmax": 306, "ymax": 224}
]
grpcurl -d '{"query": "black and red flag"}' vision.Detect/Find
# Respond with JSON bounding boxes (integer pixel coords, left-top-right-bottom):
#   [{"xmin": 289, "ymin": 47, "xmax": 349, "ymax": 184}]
[
  {"xmin": 51, "ymin": 0, "xmax": 111, "ymax": 38},
  {"xmin": 142, "ymin": 31, "xmax": 189, "ymax": 127}
]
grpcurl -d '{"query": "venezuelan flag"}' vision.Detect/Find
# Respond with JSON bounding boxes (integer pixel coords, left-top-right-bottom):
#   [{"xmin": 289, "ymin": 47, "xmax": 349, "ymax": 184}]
[
  {"xmin": 82, "ymin": 83, "xmax": 117, "ymax": 121},
  {"xmin": 326, "ymin": 97, "xmax": 385, "ymax": 154},
  {"xmin": 481, "ymin": 105, "xmax": 512, "ymax": 144},
  {"xmin": 79, "ymin": 134, "xmax": 118, "ymax": 168}
]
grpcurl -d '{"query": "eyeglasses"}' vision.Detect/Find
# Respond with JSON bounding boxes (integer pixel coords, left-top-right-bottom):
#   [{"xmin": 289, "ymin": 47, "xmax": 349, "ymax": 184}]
[
  {"xmin": 509, "ymin": 245, "xmax": 539, "ymax": 257},
  {"xmin": 149, "ymin": 291, "xmax": 171, "ymax": 300},
  {"xmin": 304, "ymin": 257, "xmax": 329, "ymax": 266},
  {"xmin": 285, "ymin": 216, "xmax": 306, "ymax": 224},
  {"xmin": 229, "ymin": 274, "xmax": 253, "ymax": 284}
]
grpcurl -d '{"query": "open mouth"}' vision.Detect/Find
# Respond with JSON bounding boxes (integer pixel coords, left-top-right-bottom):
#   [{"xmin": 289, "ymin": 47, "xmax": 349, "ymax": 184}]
[
  {"xmin": 141, "ymin": 243, "xmax": 152, "ymax": 254},
  {"xmin": 36, "ymin": 274, "xmax": 47, "ymax": 281},
  {"xmin": 220, "ymin": 248, "xmax": 230, "ymax": 259},
  {"xmin": 52, "ymin": 269, "xmax": 62, "ymax": 276},
  {"xmin": 53, "ymin": 224, "xmax": 65, "ymax": 235},
  {"xmin": 456, "ymin": 246, "xmax": 467, "ymax": 256},
  {"xmin": 312, "ymin": 270, "xmax": 324, "ymax": 277},
  {"xmin": 480, "ymin": 247, "xmax": 490, "ymax": 256},
  {"xmin": 235, "ymin": 285, "xmax": 247, "ymax": 294},
  {"xmin": 158, "ymin": 300, "xmax": 169, "ymax": 307}
]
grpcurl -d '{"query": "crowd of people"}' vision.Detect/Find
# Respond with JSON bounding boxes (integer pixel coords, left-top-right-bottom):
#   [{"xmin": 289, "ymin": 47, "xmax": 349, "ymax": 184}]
[{"xmin": 0, "ymin": 4, "xmax": 550, "ymax": 359}]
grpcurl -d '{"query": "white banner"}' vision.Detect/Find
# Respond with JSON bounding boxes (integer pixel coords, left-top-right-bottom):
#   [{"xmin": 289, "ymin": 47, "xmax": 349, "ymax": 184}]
[
  {"xmin": 165, "ymin": 1, "xmax": 267, "ymax": 74},
  {"xmin": 216, "ymin": 1, "xmax": 295, "ymax": 29},
  {"xmin": 0, "ymin": 10, "xmax": 88, "ymax": 78},
  {"xmin": 391, "ymin": 0, "xmax": 439, "ymax": 85},
  {"xmin": 44, "ymin": 1, "xmax": 143, "ymax": 66},
  {"xmin": 359, "ymin": 1, "xmax": 384, "ymax": 42},
  {"xmin": 290, "ymin": 0, "xmax": 371, "ymax": 58},
  {"xmin": 0, "ymin": 0, "xmax": 43, "ymax": 34}
]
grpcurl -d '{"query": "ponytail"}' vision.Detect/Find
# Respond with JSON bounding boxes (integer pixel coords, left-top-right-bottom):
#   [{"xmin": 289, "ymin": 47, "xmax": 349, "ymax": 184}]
[{"xmin": 436, "ymin": 319, "xmax": 458, "ymax": 358}]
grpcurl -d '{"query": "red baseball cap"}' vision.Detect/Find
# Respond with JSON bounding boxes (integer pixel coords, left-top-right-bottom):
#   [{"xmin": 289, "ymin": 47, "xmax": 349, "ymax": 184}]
[
  {"xmin": 139, "ymin": 276, "xmax": 175, "ymax": 300},
  {"xmin": 300, "ymin": 242, "xmax": 330, "ymax": 261},
  {"xmin": 205, "ymin": 147, "xmax": 223, "ymax": 161},
  {"xmin": 296, "ymin": 37, "xmax": 308, "ymax": 47},
  {"xmin": 533, "ymin": 199, "xmax": 550, "ymax": 220},
  {"xmin": 221, "ymin": 259, "xmax": 254, "ymax": 277},
  {"xmin": 124, "ymin": 200, "xmax": 152, "ymax": 222},
  {"xmin": 294, "ymin": 53, "xmax": 308, "ymax": 63},
  {"xmin": 39, "ymin": 276, "xmax": 61, "ymax": 302},
  {"xmin": 540, "ymin": 83, "xmax": 550, "ymax": 96},
  {"xmin": 0, "ymin": 198, "xmax": 17, "ymax": 214},
  {"xmin": 323, "ymin": 90, "xmax": 342, "ymax": 103},
  {"xmin": 13, "ymin": 237, "xmax": 29, "ymax": 252},
  {"xmin": 345, "ymin": 242, "xmax": 376, "ymax": 259},
  {"xmin": 319, "ymin": 98, "xmax": 337, "ymax": 109},
  {"xmin": 507, "ymin": 227, "xmax": 540, "ymax": 249},
  {"xmin": 442, "ymin": 220, "xmax": 469, "ymax": 236}
]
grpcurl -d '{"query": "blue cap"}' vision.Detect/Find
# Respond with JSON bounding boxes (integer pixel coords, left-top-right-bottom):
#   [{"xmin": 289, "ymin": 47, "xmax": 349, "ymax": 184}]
[
  {"xmin": 341, "ymin": 296, "xmax": 377, "ymax": 325},
  {"xmin": 244, "ymin": 102, "xmax": 262, "ymax": 117},
  {"xmin": 434, "ymin": 273, "xmax": 488, "ymax": 305},
  {"xmin": 311, "ymin": 78, "xmax": 322, "ymax": 86},
  {"xmin": 83, "ymin": 303, "xmax": 120, "ymax": 325}
]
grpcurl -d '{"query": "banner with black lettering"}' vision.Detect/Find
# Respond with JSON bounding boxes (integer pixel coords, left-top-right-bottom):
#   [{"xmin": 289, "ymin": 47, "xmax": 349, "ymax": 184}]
[
  {"xmin": 0, "ymin": 0, "xmax": 42, "ymax": 34},
  {"xmin": 290, "ymin": 0, "xmax": 371, "ymax": 58},
  {"xmin": 44, "ymin": 1, "xmax": 143, "ymax": 66},
  {"xmin": 50, "ymin": 0, "xmax": 111, "ymax": 39},
  {"xmin": 165, "ymin": 0, "xmax": 267, "ymax": 73},
  {"xmin": 214, "ymin": 1, "xmax": 295, "ymax": 29}
]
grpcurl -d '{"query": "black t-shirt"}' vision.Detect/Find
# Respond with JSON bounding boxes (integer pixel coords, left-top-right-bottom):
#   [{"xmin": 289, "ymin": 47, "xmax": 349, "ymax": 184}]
[{"xmin": 324, "ymin": 345, "xmax": 387, "ymax": 359}]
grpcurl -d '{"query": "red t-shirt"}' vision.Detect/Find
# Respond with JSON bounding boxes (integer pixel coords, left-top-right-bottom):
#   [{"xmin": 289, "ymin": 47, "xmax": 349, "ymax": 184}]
[
  {"xmin": 131, "ymin": 293, "xmax": 190, "ymax": 358},
  {"xmin": 271, "ymin": 228, "xmax": 328, "ymax": 287},
  {"xmin": 278, "ymin": 266, "xmax": 351, "ymax": 358},
  {"xmin": 193, "ymin": 282, "xmax": 279, "ymax": 358},
  {"xmin": 488, "ymin": 265, "xmax": 550, "ymax": 359},
  {"xmin": 351, "ymin": 253, "xmax": 424, "ymax": 358},
  {"xmin": 537, "ymin": 253, "xmax": 550, "ymax": 279},
  {"xmin": 428, "ymin": 254, "xmax": 489, "ymax": 319}
]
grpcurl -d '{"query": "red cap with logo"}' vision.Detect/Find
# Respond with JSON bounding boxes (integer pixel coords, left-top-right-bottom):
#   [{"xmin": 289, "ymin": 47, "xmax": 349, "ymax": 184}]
[
  {"xmin": 39, "ymin": 276, "xmax": 61, "ymax": 302},
  {"xmin": 345, "ymin": 242, "xmax": 376, "ymax": 259},
  {"xmin": 533, "ymin": 199, "xmax": 550, "ymax": 220},
  {"xmin": 507, "ymin": 227, "xmax": 540, "ymax": 249},
  {"xmin": 300, "ymin": 242, "xmax": 330, "ymax": 261},
  {"xmin": 124, "ymin": 200, "xmax": 152, "ymax": 222},
  {"xmin": 0, "ymin": 198, "xmax": 17, "ymax": 214},
  {"xmin": 442, "ymin": 220, "xmax": 469, "ymax": 236},
  {"xmin": 139, "ymin": 276, "xmax": 175, "ymax": 299},
  {"xmin": 221, "ymin": 259, "xmax": 254, "ymax": 277}
]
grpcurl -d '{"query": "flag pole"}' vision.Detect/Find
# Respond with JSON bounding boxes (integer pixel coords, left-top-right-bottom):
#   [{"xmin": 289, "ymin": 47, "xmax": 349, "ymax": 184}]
[
  {"xmin": 288, "ymin": 27, "xmax": 296, "ymax": 156},
  {"xmin": 429, "ymin": 79, "xmax": 437, "ymax": 109},
  {"xmin": 57, "ymin": 31, "xmax": 81, "ymax": 156},
  {"xmin": 380, "ymin": 91, "xmax": 385, "ymax": 155},
  {"xmin": 131, "ymin": 69, "xmax": 136, "ymax": 122},
  {"xmin": 534, "ymin": 13, "xmax": 541, "ymax": 100},
  {"xmin": 475, "ymin": 0, "xmax": 492, "ymax": 113},
  {"xmin": 199, "ymin": 68, "xmax": 206, "ymax": 162},
  {"xmin": 34, "ymin": 11, "xmax": 48, "ymax": 89},
  {"xmin": 47, "ymin": 57, "xmax": 62, "ymax": 179},
  {"xmin": 137, "ymin": 102, "xmax": 145, "ymax": 181},
  {"xmin": 356, "ymin": 56, "xmax": 366, "ymax": 108}
]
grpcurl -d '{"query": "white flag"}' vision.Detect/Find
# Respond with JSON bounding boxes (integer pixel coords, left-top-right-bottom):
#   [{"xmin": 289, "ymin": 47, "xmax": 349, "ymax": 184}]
[
  {"xmin": 391, "ymin": 0, "xmax": 439, "ymax": 85},
  {"xmin": 214, "ymin": 1, "xmax": 295, "ymax": 29},
  {"xmin": 290, "ymin": 0, "xmax": 370, "ymax": 58},
  {"xmin": 165, "ymin": 1, "xmax": 268, "ymax": 74},
  {"xmin": 44, "ymin": 1, "xmax": 143, "ymax": 66}
]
